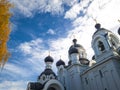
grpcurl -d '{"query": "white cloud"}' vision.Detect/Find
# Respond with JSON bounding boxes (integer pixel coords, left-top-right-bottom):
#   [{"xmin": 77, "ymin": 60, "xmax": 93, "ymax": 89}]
[
  {"xmin": 64, "ymin": 0, "xmax": 92, "ymax": 20},
  {"xmin": 8, "ymin": 0, "xmax": 120, "ymax": 77},
  {"xmin": 87, "ymin": 0, "xmax": 120, "ymax": 28},
  {"xmin": 63, "ymin": 0, "xmax": 80, "ymax": 7},
  {"xmin": 47, "ymin": 29, "xmax": 56, "ymax": 35},
  {"xmin": 64, "ymin": 3, "xmax": 81, "ymax": 20},
  {"xmin": 19, "ymin": 38, "xmax": 43, "ymax": 55},
  {"xmin": 0, "ymin": 80, "xmax": 27, "ymax": 90},
  {"xmin": 9, "ymin": 0, "xmax": 64, "ymax": 17},
  {"xmin": 18, "ymin": 38, "xmax": 70, "ymax": 64},
  {"xmin": 4, "ymin": 63, "xmax": 31, "ymax": 77},
  {"xmin": 9, "ymin": 0, "xmax": 84, "ymax": 17},
  {"xmin": 17, "ymin": 0, "xmax": 120, "ymax": 66},
  {"xmin": 65, "ymin": 0, "xmax": 120, "ymax": 59}
]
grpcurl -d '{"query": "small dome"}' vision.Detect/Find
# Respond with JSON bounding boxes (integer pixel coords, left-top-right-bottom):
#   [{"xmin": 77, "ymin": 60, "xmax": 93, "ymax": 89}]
[
  {"xmin": 72, "ymin": 39, "xmax": 83, "ymax": 48},
  {"xmin": 56, "ymin": 59, "xmax": 65, "ymax": 66},
  {"xmin": 44, "ymin": 56, "xmax": 54, "ymax": 62},
  {"xmin": 73, "ymin": 39, "xmax": 77, "ymax": 44},
  {"xmin": 95, "ymin": 23, "xmax": 101, "ymax": 30}
]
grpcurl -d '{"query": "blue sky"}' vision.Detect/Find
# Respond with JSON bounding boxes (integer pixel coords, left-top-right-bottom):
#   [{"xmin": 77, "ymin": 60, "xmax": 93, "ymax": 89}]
[{"xmin": 0, "ymin": 0, "xmax": 120, "ymax": 90}]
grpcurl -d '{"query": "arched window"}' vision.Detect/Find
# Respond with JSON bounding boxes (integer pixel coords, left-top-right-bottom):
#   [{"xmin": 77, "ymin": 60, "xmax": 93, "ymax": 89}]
[
  {"xmin": 43, "ymin": 76, "xmax": 45, "ymax": 80},
  {"xmin": 49, "ymin": 75, "xmax": 55, "ymax": 79},
  {"xmin": 111, "ymin": 38, "xmax": 116, "ymax": 48},
  {"xmin": 98, "ymin": 41, "xmax": 105, "ymax": 51},
  {"xmin": 50, "ymin": 77, "xmax": 52, "ymax": 79},
  {"xmin": 109, "ymin": 34, "xmax": 119, "ymax": 49}
]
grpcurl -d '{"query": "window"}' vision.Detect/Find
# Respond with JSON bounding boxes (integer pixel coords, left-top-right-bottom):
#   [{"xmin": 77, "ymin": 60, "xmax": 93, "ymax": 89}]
[
  {"xmin": 110, "ymin": 34, "xmax": 119, "ymax": 49},
  {"xmin": 111, "ymin": 38, "xmax": 116, "ymax": 46},
  {"xmin": 110, "ymin": 37, "xmax": 117, "ymax": 49},
  {"xmin": 85, "ymin": 78, "xmax": 88, "ymax": 85},
  {"xmin": 98, "ymin": 41, "xmax": 105, "ymax": 51},
  {"xmin": 63, "ymin": 77, "xmax": 65, "ymax": 84},
  {"xmin": 50, "ymin": 76, "xmax": 52, "ymax": 79},
  {"xmin": 104, "ymin": 88, "xmax": 107, "ymax": 90},
  {"xmin": 99, "ymin": 70, "xmax": 103, "ymax": 78},
  {"xmin": 43, "ymin": 76, "xmax": 45, "ymax": 80}
]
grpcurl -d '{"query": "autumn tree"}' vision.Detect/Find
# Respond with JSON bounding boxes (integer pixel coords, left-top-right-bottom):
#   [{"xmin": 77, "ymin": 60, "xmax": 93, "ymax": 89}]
[{"xmin": 0, "ymin": 0, "xmax": 12, "ymax": 69}]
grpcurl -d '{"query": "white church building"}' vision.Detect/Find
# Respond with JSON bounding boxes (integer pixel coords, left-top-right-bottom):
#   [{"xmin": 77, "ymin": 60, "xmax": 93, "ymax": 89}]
[{"xmin": 27, "ymin": 23, "xmax": 120, "ymax": 90}]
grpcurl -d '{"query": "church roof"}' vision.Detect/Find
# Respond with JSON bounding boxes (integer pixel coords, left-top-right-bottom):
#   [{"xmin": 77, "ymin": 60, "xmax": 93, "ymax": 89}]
[{"xmin": 40, "ymin": 69, "xmax": 56, "ymax": 77}]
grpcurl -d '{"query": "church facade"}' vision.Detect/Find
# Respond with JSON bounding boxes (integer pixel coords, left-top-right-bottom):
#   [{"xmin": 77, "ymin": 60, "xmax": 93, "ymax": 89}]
[{"xmin": 27, "ymin": 24, "xmax": 120, "ymax": 90}]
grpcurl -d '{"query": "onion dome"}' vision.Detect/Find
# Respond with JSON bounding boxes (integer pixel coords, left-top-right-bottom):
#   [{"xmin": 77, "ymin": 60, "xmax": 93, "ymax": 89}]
[
  {"xmin": 44, "ymin": 55, "xmax": 54, "ymax": 63},
  {"xmin": 68, "ymin": 39, "xmax": 84, "ymax": 55},
  {"xmin": 56, "ymin": 59, "xmax": 65, "ymax": 66},
  {"xmin": 69, "ymin": 47, "xmax": 79, "ymax": 54},
  {"xmin": 79, "ymin": 58, "xmax": 89, "ymax": 65}
]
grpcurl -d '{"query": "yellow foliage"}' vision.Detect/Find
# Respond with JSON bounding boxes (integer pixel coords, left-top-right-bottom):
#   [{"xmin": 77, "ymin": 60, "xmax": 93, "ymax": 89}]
[{"xmin": 0, "ymin": 0, "xmax": 11, "ymax": 69}]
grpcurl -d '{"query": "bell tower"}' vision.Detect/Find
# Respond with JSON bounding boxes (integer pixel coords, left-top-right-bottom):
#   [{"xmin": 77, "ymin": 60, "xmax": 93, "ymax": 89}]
[{"xmin": 92, "ymin": 23, "xmax": 120, "ymax": 62}]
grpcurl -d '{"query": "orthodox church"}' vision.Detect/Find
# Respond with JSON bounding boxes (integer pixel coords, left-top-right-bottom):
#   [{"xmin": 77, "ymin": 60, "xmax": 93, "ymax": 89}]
[{"xmin": 27, "ymin": 23, "xmax": 120, "ymax": 90}]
